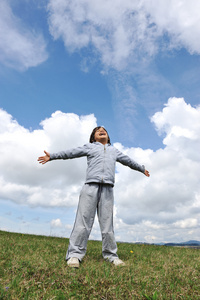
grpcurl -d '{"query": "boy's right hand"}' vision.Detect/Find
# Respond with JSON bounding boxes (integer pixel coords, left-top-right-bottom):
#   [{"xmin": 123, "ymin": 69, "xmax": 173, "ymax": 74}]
[{"xmin": 37, "ymin": 150, "xmax": 50, "ymax": 164}]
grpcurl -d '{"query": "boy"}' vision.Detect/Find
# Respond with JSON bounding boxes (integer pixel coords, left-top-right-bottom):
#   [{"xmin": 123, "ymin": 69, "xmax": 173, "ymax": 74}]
[{"xmin": 38, "ymin": 126, "xmax": 150, "ymax": 268}]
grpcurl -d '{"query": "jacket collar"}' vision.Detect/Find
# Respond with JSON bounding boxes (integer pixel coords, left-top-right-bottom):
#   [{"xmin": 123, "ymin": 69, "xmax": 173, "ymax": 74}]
[{"xmin": 94, "ymin": 142, "xmax": 110, "ymax": 147}]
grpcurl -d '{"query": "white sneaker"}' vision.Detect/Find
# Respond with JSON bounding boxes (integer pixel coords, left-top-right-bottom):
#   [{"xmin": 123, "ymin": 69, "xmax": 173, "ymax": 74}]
[
  {"xmin": 67, "ymin": 257, "xmax": 80, "ymax": 268},
  {"xmin": 113, "ymin": 258, "xmax": 125, "ymax": 266}
]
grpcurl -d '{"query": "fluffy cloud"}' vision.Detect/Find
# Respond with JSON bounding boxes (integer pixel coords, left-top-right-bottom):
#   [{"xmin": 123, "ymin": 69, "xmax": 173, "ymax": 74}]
[
  {"xmin": 0, "ymin": 0, "xmax": 48, "ymax": 70},
  {"xmin": 47, "ymin": 0, "xmax": 200, "ymax": 70},
  {"xmin": 143, "ymin": 0, "xmax": 200, "ymax": 55},
  {"xmin": 1, "ymin": 97, "xmax": 200, "ymax": 242},
  {"xmin": 51, "ymin": 218, "xmax": 62, "ymax": 227},
  {"xmin": 0, "ymin": 108, "xmax": 96, "ymax": 207},
  {"xmin": 113, "ymin": 97, "xmax": 200, "ymax": 241},
  {"xmin": 47, "ymin": 0, "xmax": 156, "ymax": 70}
]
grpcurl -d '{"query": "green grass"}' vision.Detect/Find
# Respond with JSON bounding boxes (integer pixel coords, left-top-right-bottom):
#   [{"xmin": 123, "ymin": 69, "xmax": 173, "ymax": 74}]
[{"xmin": 0, "ymin": 230, "xmax": 199, "ymax": 299}]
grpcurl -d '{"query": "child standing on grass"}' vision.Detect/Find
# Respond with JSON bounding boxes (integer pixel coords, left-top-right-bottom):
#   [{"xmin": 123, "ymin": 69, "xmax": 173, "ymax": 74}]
[{"xmin": 38, "ymin": 126, "xmax": 150, "ymax": 268}]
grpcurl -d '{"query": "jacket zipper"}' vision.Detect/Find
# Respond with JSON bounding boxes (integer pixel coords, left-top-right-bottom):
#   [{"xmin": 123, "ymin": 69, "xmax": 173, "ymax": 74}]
[{"xmin": 102, "ymin": 145, "xmax": 106, "ymax": 182}]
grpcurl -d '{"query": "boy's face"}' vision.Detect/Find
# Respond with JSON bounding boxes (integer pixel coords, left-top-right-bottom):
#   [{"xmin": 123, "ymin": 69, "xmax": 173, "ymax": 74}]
[{"xmin": 94, "ymin": 127, "xmax": 108, "ymax": 145}]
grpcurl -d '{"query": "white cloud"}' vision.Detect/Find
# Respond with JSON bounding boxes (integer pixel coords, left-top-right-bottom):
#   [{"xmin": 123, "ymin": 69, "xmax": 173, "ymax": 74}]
[
  {"xmin": 0, "ymin": 108, "xmax": 96, "ymax": 208},
  {"xmin": 151, "ymin": 97, "xmax": 200, "ymax": 161},
  {"xmin": 47, "ymin": 0, "xmax": 200, "ymax": 70},
  {"xmin": 143, "ymin": 0, "xmax": 200, "ymax": 55},
  {"xmin": 114, "ymin": 98, "xmax": 200, "ymax": 238},
  {"xmin": 47, "ymin": 0, "xmax": 157, "ymax": 70},
  {"xmin": 51, "ymin": 218, "xmax": 62, "ymax": 227},
  {"xmin": 0, "ymin": 0, "xmax": 48, "ymax": 70},
  {"xmin": 173, "ymin": 218, "xmax": 198, "ymax": 229},
  {"xmin": 1, "ymin": 97, "xmax": 200, "ymax": 242}
]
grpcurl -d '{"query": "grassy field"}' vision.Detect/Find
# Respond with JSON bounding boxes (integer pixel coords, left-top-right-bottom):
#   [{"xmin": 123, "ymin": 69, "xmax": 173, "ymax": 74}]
[{"xmin": 0, "ymin": 230, "xmax": 199, "ymax": 299}]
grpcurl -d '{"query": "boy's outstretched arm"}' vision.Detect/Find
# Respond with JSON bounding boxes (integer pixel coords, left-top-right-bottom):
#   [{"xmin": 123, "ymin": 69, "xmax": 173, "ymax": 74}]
[
  {"xmin": 38, "ymin": 150, "xmax": 50, "ymax": 164},
  {"xmin": 144, "ymin": 169, "xmax": 150, "ymax": 177}
]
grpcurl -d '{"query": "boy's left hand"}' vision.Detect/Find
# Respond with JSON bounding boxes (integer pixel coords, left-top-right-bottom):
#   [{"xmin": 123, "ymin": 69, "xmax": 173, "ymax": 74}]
[{"xmin": 144, "ymin": 170, "xmax": 150, "ymax": 177}]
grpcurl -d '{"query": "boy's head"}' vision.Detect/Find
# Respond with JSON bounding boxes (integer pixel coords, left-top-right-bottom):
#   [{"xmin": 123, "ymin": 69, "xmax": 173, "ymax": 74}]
[{"xmin": 89, "ymin": 126, "xmax": 111, "ymax": 145}]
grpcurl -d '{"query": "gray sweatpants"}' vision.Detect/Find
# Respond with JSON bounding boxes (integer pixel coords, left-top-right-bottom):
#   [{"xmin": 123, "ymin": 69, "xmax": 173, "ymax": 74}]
[{"xmin": 66, "ymin": 183, "xmax": 118, "ymax": 262}]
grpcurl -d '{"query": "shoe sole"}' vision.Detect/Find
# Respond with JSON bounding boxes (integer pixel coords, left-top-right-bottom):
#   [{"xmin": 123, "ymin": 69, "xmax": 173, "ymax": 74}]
[{"xmin": 67, "ymin": 263, "xmax": 79, "ymax": 268}]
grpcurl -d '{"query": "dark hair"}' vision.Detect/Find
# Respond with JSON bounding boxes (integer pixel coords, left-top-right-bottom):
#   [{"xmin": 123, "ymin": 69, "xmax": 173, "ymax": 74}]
[{"xmin": 89, "ymin": 126, "xmax": 111, "ymax": 144}]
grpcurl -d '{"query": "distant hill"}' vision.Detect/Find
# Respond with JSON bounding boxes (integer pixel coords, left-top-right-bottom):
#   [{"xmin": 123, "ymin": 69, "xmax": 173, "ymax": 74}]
[
  {"xmin": 182, "ymin": 240, "xmax": 200, "ymax": 245},
  {"xmin": 134, "ymin": 240, "xmax": 200, "ymax": 247},
  {"xmin": 164, "ymin": 240, "xmax": 200, "ymax": 247}
]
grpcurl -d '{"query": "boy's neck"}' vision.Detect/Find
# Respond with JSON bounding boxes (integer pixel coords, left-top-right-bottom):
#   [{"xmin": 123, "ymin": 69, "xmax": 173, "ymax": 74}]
[{"xmin": 97, "ymin": 140, "xmax": 108, "ymax": 145}]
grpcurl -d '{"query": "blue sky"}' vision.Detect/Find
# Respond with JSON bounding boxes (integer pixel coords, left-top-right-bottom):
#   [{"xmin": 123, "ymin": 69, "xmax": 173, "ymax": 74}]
[{"xmin": 0, "ymin": 0, "xmax": 200, "ymax": 243}]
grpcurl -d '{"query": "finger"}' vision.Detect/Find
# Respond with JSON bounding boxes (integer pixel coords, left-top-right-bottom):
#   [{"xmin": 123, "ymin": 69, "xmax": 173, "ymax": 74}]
[
  {"xmin": 44, "ymin": 150, "xmax": 49, "ymax": 156},
  {"xmin": 145, "ymin": 170, "xmax": 150, "ymax": 177}
]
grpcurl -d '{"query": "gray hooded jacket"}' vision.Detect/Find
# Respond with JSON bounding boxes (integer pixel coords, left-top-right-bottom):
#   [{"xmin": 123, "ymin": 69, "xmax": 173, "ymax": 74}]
[{"xmin": 50, "ymin": 142, "xmax": 145, "ymax": 186}]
